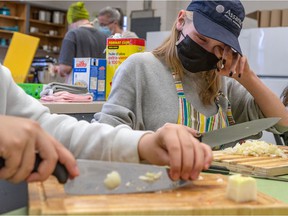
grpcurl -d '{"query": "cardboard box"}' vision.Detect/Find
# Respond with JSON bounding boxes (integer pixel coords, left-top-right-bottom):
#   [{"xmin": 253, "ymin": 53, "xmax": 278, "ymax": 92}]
[
  {"xmin": 72, "ymin": 58, "xmax": 106, "ymax": 101},
  {"xmin": 247, "ymin": 9, "xmax": 288, "ymax": 27},
  {"xmin": 106, "ymin": 38, "xmax": 145, "ymax": 99},
  {"xmin": 282, "ymin": 9, "xmax": 288, "ymax": 26},
  {"xmin": 246, "ymin": 10, "xmax": 270, "ymax": 27},
  {"xmin": 270, "ymin": 10, "xmax": 282, "ymax": 27}
]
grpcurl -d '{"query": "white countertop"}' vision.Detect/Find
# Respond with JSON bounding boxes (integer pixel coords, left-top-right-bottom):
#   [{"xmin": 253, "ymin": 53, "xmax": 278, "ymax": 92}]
[{"xmin": 42, "ymin": 101, "xmax": 104, "ymax": 114}]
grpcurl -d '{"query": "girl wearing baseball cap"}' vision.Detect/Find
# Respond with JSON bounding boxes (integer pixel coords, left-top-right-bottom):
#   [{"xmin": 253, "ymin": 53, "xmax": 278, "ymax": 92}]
[{"xmin": 94, "ymin": 0, "xmax": 288, "ymax": 149}]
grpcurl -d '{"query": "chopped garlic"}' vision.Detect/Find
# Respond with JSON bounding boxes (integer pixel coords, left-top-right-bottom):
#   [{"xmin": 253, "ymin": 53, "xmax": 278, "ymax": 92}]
[
  {"xmin": 216, "ymin": 178, "xmax": 224, "ymax": 183},
  {"xmin": 139, "ymin": 171, "xmax": 162, "ymax": 182},
  {"xmin": 104, "ymin": 171, "xmax": 121, "ymax": 190},
  {"xmin": 197, "ymin": 175, "xmax": 204, "ymax": 180},
  {"xmin": 223, "ymin": 140, "xmax": 287, "ymax": 158}
]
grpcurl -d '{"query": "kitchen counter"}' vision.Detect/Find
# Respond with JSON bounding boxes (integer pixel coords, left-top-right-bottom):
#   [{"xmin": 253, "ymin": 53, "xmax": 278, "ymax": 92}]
[
  {"xmin": 41, "ymin": 101, "xmax": 105, "ymax": 121},
  {"xmin": 41, "ymin": 101, "xmax": 104, "ymax": 114}
]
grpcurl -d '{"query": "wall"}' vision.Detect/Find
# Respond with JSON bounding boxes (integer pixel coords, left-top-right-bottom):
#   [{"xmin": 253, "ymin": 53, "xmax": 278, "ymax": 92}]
[{"xmin": 22, "ymin": 1, "xmax": 288, "ymax": 30}]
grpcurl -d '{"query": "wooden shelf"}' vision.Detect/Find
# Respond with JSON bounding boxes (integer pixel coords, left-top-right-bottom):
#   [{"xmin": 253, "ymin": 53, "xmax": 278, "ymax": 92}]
[
  {"xmin": 30, "ymin": 32, "xmax": 63, "ymax": 39},
  {"xmin": 0, "ymin": 29, "xmax": 15, "ymax": 35},
  {"xmin": 0, "ymin": 2, "xmax": 67, "ymax": 58},
  {"xmin": 0, "ymin": 14, "xmax": 25, "ymax": 21},
  {"xmin": 29, "ymin": 19, "xmax": 66, "ymax": 28}
]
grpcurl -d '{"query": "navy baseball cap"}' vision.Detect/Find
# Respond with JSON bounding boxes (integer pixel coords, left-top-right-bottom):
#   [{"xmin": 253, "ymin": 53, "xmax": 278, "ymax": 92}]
[{"xmin": 187, "ymin": 0, "xmax": 245, "ymax": 55}]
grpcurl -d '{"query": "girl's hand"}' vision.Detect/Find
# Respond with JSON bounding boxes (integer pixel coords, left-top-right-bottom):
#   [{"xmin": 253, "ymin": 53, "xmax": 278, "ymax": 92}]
[
  {"xmin": 214, "ymin": 45, "xmax": 251, "ymax": 79},
  {"xmin": 138, "ymin": 123, "xmax": 213, "ymax": 181}
]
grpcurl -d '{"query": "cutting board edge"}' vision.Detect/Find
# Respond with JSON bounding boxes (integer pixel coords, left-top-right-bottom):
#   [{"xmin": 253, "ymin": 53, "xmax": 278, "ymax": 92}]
[
  {"xmin": 37, "ymin": 203, "xmax": 288, "ymax": 215},
  {"xmin": 211, "ymin": 161, "xmax": 288, "ymax": 177}
]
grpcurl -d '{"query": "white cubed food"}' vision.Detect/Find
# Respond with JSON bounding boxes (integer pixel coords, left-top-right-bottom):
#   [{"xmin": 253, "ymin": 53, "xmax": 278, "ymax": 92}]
[{"xmin": 226, "ymin": 174, "xmax": 257, "ymax": 202}]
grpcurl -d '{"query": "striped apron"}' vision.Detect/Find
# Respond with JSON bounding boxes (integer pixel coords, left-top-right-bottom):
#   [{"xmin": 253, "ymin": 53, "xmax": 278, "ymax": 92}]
[{"xmin": 175, "ymin": 80, "xmax": 235, "ymax": 147}]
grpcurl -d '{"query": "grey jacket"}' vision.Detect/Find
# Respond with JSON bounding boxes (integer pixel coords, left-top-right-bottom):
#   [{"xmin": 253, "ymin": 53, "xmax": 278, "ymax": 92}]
[
  {"xmin": 0, "ymin": 65, "xmax": 148, "ymax": 162},
  {"xmin": 94, "ymin": 52, "xmax": 286, "ymax": 134}
]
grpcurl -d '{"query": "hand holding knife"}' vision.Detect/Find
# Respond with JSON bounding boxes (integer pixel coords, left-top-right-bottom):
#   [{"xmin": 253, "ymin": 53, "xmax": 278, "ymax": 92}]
[{"xmin": 0, "ymin": 153, "xmax": 69, "ymax": 183}]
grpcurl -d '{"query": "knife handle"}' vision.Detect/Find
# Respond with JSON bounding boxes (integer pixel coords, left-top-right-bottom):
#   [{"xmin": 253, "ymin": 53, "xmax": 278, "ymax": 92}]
[{"xmin": 0, "ymin": 153, "xmax": 68, "ymax": 184}]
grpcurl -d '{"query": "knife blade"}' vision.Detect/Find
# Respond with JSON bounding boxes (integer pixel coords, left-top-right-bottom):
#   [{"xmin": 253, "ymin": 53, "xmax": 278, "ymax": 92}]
[
  {"xmin": 200, "ymin": 117, "xmax": 281, "ymax": 148},
  {"xmin": 64, "ymin": 160, "xmax": 189, "ymax": 195}
]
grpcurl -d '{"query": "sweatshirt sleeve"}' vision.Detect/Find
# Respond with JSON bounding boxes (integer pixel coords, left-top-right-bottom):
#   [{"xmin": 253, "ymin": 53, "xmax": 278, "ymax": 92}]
[
  {"xmin": 1, "ymin": 65, "xmax": 150, "ymax": 162},
  {"xmin": 227, "ymin": 78, "xmax": 288, "ymax": 134},
  {"xmin": 93, "ymin": 53, "xmax": 145, "ymax": 130}
]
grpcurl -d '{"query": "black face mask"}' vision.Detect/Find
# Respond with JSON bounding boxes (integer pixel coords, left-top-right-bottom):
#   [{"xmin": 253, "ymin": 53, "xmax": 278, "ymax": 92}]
[{"xmin": 176, "ymin": 34, "xmax": 220, "ymax": 73}]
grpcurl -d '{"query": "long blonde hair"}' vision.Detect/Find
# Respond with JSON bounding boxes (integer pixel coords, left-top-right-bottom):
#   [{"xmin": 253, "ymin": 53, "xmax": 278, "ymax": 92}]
[{"xmin": 152, "ymin": 11, "xmax": 221, "ymax": 105}]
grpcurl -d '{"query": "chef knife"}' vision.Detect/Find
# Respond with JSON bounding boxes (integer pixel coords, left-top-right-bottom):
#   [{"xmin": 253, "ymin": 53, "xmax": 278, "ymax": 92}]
[
  {"xmin": 200, "ymin": 117, "xmax": 281, "ymax": 148},
  {"xmin": 0, "ymin": 156, "xmax": 189, "ymax": 195},
  {"xmin": 64, "ymin": 160, "xmax": 189, "ymax": 195}
]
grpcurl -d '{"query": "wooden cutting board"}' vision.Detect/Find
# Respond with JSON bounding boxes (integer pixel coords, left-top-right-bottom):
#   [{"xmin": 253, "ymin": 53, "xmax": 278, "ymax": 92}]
[
  {"xmin": 212, "ymin": 147, "xmax": 288, "ymax": 176},
  {"xmin": 28, "ymin": 173, "xmax": 288, "ymax": 215}
]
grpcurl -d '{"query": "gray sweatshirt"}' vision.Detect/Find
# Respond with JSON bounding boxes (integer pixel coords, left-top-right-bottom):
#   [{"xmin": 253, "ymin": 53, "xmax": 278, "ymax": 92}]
[
  {"xmin": 0, "ymin": 65, "xmax": 149, "ymax": 162},
  {"xmin": 94, "ymin": 52, "xmax": 286, "ymax": 134}
]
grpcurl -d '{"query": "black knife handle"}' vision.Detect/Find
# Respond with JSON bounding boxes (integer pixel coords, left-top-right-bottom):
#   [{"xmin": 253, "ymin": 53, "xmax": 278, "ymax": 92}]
[{"xmin": 0, "ymin": 153, "xmax": 68, "ymax": 184}]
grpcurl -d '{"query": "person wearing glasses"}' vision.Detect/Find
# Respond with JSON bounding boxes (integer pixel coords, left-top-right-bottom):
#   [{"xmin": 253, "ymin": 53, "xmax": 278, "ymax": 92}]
[
  {"xmin": 56, "ymin": 2, "xmax": 107, "ymax": 84},
  {"xmin": 97, "ymin": 6, "xmax": 138, "ymax": 38}
]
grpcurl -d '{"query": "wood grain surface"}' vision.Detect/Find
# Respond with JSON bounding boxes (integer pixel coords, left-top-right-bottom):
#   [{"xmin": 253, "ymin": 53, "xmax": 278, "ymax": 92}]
[
  {"xmin": 28, "ymin": 173, "xmax": 288, "ymax": 215},
  {"xmin": 212, "ymin": 147, "xmax": 288, "ymax": 176}
]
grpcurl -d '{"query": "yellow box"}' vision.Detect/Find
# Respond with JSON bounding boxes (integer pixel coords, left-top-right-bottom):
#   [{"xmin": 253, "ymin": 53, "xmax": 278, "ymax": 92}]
[{"xmin": 105, "ymin": 38, "xmax": 145, "ymax": 99}]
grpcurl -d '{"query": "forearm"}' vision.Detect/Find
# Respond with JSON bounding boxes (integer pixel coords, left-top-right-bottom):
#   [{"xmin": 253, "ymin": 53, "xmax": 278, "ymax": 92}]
[
  {"xmin": 236, "ymin": 71, "xmax": 288, "ymax": 126},
  {"xmin": 58, "ymin": 64, "xmax": 72, "ymax": 77}
]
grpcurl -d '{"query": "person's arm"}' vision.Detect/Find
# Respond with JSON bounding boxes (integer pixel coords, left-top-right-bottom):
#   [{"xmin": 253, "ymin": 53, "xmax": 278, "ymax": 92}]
[
  {"xmin": 217, "ymin": 46, "xmax": 288, "ymax": 127},
  {"xmin": 2, "ymin": 65, "xmax": 211, "ymax": 181},
  {"xmin": 57, "ymin": 31, "xmax": 76, "ymax": 78},
  {"xmin": 58, "ymin": 64, "xmax": 72, "ymax": 77},
  {"xmin": 0, "ymin": 115, "xmax": 79, "ymax": 184},
  {"xmin": 94, "ymin": 54, "xmax": 144, "ymax": 129}
]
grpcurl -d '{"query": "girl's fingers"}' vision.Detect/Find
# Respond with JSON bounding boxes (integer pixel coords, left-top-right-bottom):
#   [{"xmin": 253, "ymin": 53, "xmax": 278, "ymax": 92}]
[
  {"xmin": 229, "ymin": 52, "xmax": 241, "ymax": 77},
  {"xmin": 236, "ymin": 55, "xmax": 247, "ymax": 79}
]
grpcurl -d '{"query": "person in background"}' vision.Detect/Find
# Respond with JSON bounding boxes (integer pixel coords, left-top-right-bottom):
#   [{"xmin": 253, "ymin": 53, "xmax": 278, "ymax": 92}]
[
  {"xmin": 56, "ymin": 2, "xmax": 107, "ymax": 84},
  {"xmin": 0, "ymin": 64, "xmax": 212, "ymax": 183},
  {"xmin": 97, "ymin": 6, "xmax": 138, "ymax": 38},
  {"xmin": 94, "ymin": 0, "xmax": 288, "ymax": 144}
]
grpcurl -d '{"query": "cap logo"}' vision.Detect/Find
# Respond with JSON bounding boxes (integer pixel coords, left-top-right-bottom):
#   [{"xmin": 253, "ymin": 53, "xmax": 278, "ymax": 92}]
[
  {"xmin": 216, "ymin": 5, "xmax": 225, "ymax": 13},
  {"xmin": 215, "ymin": 4, "xmax": 242, "ymax": 29},
  {"xmin": 224, "ymin": 10, "xmax": 242, "ymax": 29}
]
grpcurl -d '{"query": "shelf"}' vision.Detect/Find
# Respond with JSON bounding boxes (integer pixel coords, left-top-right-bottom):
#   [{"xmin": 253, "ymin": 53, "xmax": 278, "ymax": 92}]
[
  {"xmin": 0, "ymin": 29, "xmax": 16, "ymax": 35},
  {"xmin": 37, "ymin": 48, "xmax": 60, "ymax": 54},
  {"xmin": 30, "ymin": 32, "xmax": 63, "ymax": 39},
  {"xmin": 29, "ymin": 19, "xmax": 66, "ymax": 28},
  {"xmin": 0, "ymin": 14, "xmax": 25, "ymax": 21},
  {"xmin": 0, "ymin": 2, "xmax": 67, "ymax": 59}
]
